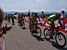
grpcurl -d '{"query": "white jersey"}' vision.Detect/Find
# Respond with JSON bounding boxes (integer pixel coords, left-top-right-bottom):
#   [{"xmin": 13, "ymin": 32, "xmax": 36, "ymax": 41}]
[{"xmin": 54, "ymin": 20, "xmax": 60, "ymax": 27}]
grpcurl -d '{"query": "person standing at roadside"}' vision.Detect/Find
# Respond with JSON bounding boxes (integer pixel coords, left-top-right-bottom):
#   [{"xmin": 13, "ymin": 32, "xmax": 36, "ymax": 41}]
[
  {"xmin": 8, "ymin": 14, "xmax": 10, "ymax": 23},
  {"xmin": 10, "ymin": 14, "xmax": 15, "ymax": 25},
  {"xmin": 8, "ymin": 13, "xmax": 15, "ymax": 25},
  {"xmin": 0, "ymin": 8, "xmax": 6, "ymax": 50}
]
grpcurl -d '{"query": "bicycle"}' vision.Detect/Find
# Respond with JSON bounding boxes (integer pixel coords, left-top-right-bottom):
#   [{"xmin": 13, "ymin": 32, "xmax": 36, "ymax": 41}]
[
  {"xmin": 43, "ymin": 21, "xmax": 67, "ymax": 47},
  {"xmin": 29, "ymin": 19, "xmax": 42, "ymax": 37}
]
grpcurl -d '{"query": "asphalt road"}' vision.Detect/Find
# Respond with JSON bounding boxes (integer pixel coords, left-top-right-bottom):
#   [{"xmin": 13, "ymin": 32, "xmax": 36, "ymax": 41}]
[{"xmin": 5, "ymin": 20, "xmax": 67, "ymax": 50}]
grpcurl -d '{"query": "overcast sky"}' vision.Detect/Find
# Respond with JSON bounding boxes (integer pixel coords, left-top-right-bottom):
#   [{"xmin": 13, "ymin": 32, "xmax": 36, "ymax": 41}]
[{"xmin": 0, "ymin": 0, "xmax": 67, "ymax": 12}]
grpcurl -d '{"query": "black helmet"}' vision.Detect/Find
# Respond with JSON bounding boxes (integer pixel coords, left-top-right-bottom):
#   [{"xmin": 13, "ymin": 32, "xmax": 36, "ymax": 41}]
[
  {"xmin": 42, "ymin": 11, "xmax": 44, "ymax": 13},
  {"xmin": 61, "ymin": 10, "xmax": 65, "ymax": 14}
]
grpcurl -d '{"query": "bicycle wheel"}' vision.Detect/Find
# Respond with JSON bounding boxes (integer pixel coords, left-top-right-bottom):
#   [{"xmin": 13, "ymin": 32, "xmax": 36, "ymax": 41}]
[
  {"xmin": 23, "ymin": 22, "xmax": 25, "ymax": 27},
  {"xmin": 36, "ymin": 27, "xmax": 42, "ymax": 37},
  {"xmin": 29, "ymin": 24, "xmax": 34, "ymax": 33},
  {"xmin": 44, "ymin": 29, "xmax": 50, "ymax": 40},
  {"xmin": 55, "ymin": 32, "xmax": 66, "ymax": 47}
]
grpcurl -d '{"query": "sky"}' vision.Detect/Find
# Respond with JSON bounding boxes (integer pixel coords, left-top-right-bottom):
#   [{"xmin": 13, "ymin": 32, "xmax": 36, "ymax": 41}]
[{"xmin": 0, "ymin": 0, "xmax": 67, "ymax": 12}]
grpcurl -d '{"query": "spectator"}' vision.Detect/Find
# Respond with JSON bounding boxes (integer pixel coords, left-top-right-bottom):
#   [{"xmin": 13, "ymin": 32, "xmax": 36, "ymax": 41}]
[
  {"xmin": 8, "ymin": 14, "xmax": 15, "ymax": 25},
  {"xmin": 8, "ymin": 14, "xmax": 10, "ymax": 23},
  {"xmin": 0, "ymin": 8, "xmax": 6, "ymax": 50},
  {"xmin": 10, "ymin": 14, "xmax": 15, "ymax": 25}
]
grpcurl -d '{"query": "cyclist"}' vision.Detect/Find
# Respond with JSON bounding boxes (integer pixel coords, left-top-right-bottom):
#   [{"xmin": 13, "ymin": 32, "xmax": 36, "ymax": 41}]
[
  {"xmin": 60, "ymin": 10, "xmax": 65, "ymax": 22},
  {"xmin": 60, "ymin": 10, "xmax": 65, "ymax": 29},
  {"xmin": 47, "ymin": 14, "xmax": 61, "ymax": 39},
  {"xmin": 29, "ymin": 13, "xmax": 37, "ymax": 31}
]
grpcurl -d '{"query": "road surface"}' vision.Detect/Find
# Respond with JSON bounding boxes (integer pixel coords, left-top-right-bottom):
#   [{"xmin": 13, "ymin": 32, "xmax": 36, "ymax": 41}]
[{"xmin": 5, "ymin": 20, "xmax": 67, "ymax": 50}]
